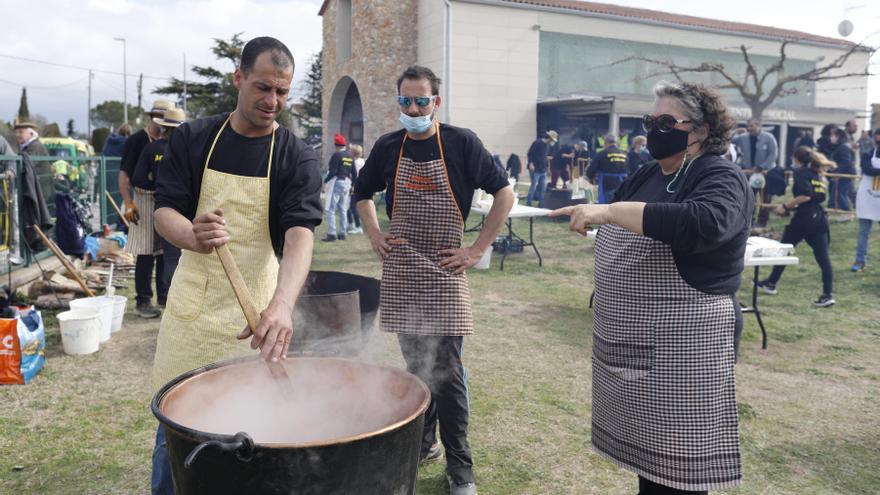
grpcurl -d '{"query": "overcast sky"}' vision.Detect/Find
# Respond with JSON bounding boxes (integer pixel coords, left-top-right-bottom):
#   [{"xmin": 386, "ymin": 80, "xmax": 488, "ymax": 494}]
[{"xmin": 1, "ymin": 0, "xmax": 878, "ymax": 133}]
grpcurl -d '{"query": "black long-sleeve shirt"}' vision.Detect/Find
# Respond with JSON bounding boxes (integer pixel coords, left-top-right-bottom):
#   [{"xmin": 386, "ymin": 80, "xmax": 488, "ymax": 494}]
[
  {"xmin": 613, "ymin": 154, "xmax": 753, "ymax": 294},
  {"xmin": 155, "ymin": 113, "xmax": 323, "ymax": 255},
  {"xmin": 120, "ymin": 129, "xmax": 150, "ymax": 179},
  {"xmin": 324, "ymin": 149, "xmax": 357, "ymax": 183},
  {"xmin": 527, "ymin": 139, "xmax": 550, "ymax": 173},
  {"xmin": 353, "ymin": 124, "xmax": 509, "ymax": 222}
]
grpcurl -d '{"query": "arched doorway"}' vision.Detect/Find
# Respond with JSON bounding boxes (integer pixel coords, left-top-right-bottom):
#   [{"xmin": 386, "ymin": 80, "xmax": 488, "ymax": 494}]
[{"xmin": 326, "ymin": 76, "xmax": 363, "ymax": 161}]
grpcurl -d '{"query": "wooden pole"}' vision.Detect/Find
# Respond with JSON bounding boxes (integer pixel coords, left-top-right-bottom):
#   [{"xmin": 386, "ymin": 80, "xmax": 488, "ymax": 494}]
[
  {"xmin": 104, "ymin": 190, "xmax": 130, "ymax": 229},
  {"xmin": 32, "ymin": 225, "xmax": 96, "ymax": 297},
  {"xmin": 215, "ymin": 244, "xmax": 294, "ymax": 394}
]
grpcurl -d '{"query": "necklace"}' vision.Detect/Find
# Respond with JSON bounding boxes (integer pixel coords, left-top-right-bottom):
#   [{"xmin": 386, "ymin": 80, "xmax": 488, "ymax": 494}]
[{"xmin": 666, "ymin": 153, "xmax": 702, "ymax": 193}]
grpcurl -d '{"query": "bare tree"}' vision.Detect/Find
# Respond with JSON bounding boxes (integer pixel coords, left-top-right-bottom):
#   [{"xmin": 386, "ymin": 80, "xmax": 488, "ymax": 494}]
[{"xmin": 614, "ymin": 40, "xmax": 876, "ymax": 121}]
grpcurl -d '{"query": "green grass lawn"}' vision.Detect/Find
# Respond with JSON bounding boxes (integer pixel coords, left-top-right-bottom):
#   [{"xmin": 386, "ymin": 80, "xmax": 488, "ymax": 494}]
[{"xmin": 1, "ymin": 205, "xmax": 878, "ymax": 494}]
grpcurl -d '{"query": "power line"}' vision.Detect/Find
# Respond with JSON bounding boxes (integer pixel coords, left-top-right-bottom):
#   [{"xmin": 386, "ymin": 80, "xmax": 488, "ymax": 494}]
[
  {"xmin": 0, "ymin": 75, "xmax": 88, "ymax": 90},
  {"xmin": 0, "ymin": 53, "xmax": 170, "ymax": 81}
]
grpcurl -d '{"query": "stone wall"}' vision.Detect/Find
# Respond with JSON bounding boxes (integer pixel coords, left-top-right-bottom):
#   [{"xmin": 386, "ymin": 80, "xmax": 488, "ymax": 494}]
[{"xmin": 321, "ymin": 0, "xmax": 418, "ymax": 163}]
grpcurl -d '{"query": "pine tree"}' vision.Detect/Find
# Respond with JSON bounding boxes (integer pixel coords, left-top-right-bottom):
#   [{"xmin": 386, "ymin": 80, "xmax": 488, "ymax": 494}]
[
  {"xmin": 295, "ymin": 50, "xmax": 323, "ymax": 145},
  {"xmin": 18, "ymin": 87, "xmax": 30, "ymax": 121}
]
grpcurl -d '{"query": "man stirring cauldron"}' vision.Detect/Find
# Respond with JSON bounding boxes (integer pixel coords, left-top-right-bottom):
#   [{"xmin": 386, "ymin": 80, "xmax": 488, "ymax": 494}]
[
  {"xmin": 354, "ymin": 66, "xmax": 515, "ymax": 495},
  {"xmin": 150, "ymin": 37, "xmax": 322, "ymax": 494}
]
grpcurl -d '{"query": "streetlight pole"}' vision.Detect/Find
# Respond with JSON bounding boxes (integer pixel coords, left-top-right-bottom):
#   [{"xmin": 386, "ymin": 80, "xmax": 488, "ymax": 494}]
[{"xmin": 114, "ymin": 37, "xmax": 127, "ymax": 124}]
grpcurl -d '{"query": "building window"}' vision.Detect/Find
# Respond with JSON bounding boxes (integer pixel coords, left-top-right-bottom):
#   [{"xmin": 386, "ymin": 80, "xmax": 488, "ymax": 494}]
[{"xmin": 336, "ymin": 0, "xmax": 352, "ymax": 63}]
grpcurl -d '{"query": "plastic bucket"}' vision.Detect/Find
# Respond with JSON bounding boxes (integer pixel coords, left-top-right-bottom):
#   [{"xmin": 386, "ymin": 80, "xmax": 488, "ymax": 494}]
[
  {"xmin": 104, "ymin": 295, "xmax": 127, "ymax": 333},
  {"xmin": 474, "ymin": 246, "xmax": 493, "ymax": 270},
  {"xmin": 69, "ymin": 297, "xmax": 114, "ymax": 343},
  {"xmin": 58, "ymin": 308, "xmax": 101, "ymax": 355}
]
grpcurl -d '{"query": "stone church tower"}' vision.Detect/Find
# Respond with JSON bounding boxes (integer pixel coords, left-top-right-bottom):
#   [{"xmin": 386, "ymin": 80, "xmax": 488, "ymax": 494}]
[{"xmin": 319, "ymin": 0, "xmax": 418, "ymax": 164}]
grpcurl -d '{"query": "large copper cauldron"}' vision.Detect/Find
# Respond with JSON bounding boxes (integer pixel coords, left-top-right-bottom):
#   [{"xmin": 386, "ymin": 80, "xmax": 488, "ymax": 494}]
[{"xmin": 152, "ymin": 357, "xmax": 430, "ymax": 495}]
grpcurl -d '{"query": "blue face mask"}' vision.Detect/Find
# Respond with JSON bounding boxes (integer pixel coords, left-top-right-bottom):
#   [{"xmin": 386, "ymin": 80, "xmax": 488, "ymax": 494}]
[{"xmin": 399, "ymin": 112, "xmax": 434, "ymax": 134}]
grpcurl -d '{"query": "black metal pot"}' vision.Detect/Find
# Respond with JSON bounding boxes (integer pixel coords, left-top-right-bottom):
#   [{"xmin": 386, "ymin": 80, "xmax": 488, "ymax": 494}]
[
  {"xmin": 291, "ymin": 271, "xmax": 381, "ymax": 356},
  {"xmin": 152, "ymin": 357, "xmax": 430, "ymax": 495}
]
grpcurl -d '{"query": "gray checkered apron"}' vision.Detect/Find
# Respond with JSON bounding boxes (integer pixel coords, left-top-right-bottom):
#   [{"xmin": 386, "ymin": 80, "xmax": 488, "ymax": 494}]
[
  {"xmin": 125, "ymin": 187, "xmax": 161, "ymax": 256},
  {"xmin": 591, "ymin": 224, "xmax": 742, "ymax": 491},
  {"xmin": 380, "ymin": 126, "xmax": 474, "ymax": 336}
]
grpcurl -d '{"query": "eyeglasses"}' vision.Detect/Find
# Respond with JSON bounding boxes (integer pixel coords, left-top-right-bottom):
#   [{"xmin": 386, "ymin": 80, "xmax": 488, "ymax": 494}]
[
  {"xmin": 642, "ymin": 114, "xmax": 692, "ymax": 133},
  {"xmin": 397, "ymin": 95, "xmax": 436, "ymax": 108}
]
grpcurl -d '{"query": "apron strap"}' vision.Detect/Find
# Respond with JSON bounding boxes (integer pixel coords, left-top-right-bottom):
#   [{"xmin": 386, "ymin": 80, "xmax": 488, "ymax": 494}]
[{"xmin": 204, "ymin": 113, "xmax": 276, "ymax": 178}]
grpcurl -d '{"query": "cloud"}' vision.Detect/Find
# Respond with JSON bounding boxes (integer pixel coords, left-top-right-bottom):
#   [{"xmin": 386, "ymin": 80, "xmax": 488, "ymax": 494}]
[{"xmin": 0, "ymin": 0, "xmax": 324, "ymax": 129}]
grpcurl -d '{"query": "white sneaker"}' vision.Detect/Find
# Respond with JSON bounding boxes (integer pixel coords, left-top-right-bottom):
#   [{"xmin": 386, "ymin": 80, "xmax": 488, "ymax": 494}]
[{"xmin": 348, "ymin": 227, "xmax": 363, "ymax": 234}]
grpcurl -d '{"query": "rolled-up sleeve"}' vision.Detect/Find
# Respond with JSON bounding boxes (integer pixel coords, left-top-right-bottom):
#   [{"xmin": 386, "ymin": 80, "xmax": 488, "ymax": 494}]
[
  {"xmin": 464, "ymin": 130, "xmax": 509, "ymax": 194},
  {"xmin": 353, "ymin": 143, "xmax": 387, "ymax": 203},
  {"xmin": 278, "ymin": 146, "xmax": 323, "ymax": 233}
]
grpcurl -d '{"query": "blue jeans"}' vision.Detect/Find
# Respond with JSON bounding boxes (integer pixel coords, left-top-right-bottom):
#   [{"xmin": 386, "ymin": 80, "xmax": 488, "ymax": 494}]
[
  {"xmin": 325, "ymin": 178, "xmax": 352, "ymax": 236},
  {"xmin": 526, "ymin": 171, "xmax": 547, "ymax": 207},
  {"xmin": 855, "ymin": 218, "xmax": 875, "ymax": 263},
  {"xmin": 152, "ymin": 425, "xmax": 173, "ymax": 495},
  {"xmin": 828, "ymin": 177, "xmax": 853, "ymax": 211}
]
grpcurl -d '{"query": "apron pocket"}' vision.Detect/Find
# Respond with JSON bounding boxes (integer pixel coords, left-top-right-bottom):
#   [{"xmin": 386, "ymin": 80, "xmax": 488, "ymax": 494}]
[
  {"xmin": 593, "ymin": 313, "xmax": 655, "ymax": 381},
  {"xmin": 166, "ymin": 269, "xmax": 208, "ymax": 322}
]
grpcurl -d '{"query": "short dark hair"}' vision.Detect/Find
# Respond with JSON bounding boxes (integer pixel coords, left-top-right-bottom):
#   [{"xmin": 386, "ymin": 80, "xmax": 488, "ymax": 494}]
[
  {"xmin": 240, "ymin": 36, "xmax": 295, "ymax": 75},
  {"xmin": 397, "ymin": 66, "xmax": 441, "ymax": 95}
]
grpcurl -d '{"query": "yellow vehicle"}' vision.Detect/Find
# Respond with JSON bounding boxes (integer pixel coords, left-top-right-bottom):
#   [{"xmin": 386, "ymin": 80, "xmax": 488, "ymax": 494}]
[{"xmin": 41, "ymin": 137, "xmax": 95, "ymax": 190}]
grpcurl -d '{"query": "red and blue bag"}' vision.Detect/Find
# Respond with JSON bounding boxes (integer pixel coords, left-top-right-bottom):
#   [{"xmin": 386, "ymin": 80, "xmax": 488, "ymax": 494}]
[{"xmin": 0, "ymin": 306, "xmax": 46, "ymax": 385}]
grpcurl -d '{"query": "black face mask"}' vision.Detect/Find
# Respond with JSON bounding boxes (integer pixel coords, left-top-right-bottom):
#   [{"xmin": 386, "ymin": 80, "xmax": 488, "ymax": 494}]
[{"xmin": 647, "ymin": 127, "xmax": 689, "ymax": 160}]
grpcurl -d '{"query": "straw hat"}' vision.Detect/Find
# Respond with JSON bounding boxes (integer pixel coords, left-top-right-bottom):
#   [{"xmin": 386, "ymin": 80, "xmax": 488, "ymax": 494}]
[
  {"xmin": 152, "ymin": 107, "xmax": 186, "ymax": 128},
  {"xmin": 545, "ymin": 130, "xmax": 559, "ymax": 143},
  {"xmin": 13, "ymin": 117, "xmax": 37, "ymax": 130},
  {"xmin": 145, "ymin": 100, "xmax": 175, "ymax": 117}
]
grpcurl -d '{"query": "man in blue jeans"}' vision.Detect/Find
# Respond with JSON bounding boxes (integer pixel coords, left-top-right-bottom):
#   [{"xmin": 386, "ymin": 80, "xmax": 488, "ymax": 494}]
[{"xmin": 526, "ymin": 130, "xmax": 557, "ymax": 207}]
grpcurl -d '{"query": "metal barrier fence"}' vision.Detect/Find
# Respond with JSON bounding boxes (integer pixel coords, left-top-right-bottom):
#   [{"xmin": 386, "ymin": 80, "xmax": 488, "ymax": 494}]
[{"xmin": 0, "ymin": 154, "xmax": 123, "ymax": 270}]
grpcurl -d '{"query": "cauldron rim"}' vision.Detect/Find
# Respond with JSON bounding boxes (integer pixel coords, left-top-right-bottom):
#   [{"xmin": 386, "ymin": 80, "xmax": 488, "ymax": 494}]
[
  {"xmin": 151, "ymin": 356, "xmax": 430, "ymax": 449},
  {"xmin": 297, "ymin": 288, "xmax": 359, "ymax": 299}
]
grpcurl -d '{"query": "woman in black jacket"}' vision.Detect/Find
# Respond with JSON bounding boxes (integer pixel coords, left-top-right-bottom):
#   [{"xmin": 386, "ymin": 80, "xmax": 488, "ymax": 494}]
[
  {"xmin": 757, "ymin": 146, "xmax": 836, "ymax": 307},
  {"xmin": 828, "ymin": 127, "xmax": 855, "ymax": 211}
]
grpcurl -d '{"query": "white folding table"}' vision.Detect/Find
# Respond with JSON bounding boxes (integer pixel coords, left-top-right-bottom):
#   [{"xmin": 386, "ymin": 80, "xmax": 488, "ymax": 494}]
[
  {"xmin": 469, "ymin": 202, "xmax": 551, "ymax": 270},
  {"xmin": 742, "ymin": 255, "xmax": 799, "ymax": 349}
]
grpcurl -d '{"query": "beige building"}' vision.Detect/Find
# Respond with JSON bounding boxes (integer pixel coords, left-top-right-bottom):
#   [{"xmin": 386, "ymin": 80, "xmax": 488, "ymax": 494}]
[{"xmin": 319, "ymin": 0, "xmax": 872, "ymax": 165}]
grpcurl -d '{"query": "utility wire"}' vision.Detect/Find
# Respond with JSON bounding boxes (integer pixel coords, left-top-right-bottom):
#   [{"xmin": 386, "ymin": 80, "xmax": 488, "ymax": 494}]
[
  {"xmin": 0, "ymin": 53, "xmax": 170, "ymax": 81},
  {"xmin": 0, "ymin": 75, "xmax": 89, "ymax": 90}
]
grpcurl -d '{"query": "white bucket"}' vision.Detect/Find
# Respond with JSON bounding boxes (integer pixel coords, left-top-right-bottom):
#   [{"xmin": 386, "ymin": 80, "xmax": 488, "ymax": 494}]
[
  {"xmin": 58, "ymin": 308, "xmax": 101, "ymax": 355},
  {"xmin": 103, "ymin": 295, "xmax": 127, "ymax": 333},
  {"xmin": 69, "ymin": 297, "xmax": 114, "ymax": 343},
  {"xmin": 474, "ymin": 246, "xmax": 493, "ymax": 270}
]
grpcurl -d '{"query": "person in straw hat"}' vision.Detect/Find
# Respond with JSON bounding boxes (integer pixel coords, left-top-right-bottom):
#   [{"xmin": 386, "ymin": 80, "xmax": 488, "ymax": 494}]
[
  {"xmin": 14, "ymin": 117, "xmax": 48, "ymax": 156},
  {"xmin": 127, "ymin": 107, "xmax": 187, "ymax": 318},
  {"xmin": 119, "ymin": 100, "xmax": 175, "ymax": 230}
]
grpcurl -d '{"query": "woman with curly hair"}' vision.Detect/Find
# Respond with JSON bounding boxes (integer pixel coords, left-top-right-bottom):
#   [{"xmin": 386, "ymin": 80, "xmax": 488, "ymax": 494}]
[{"xmin": 551, "ymin": 81, "xmax": 752, "ymax": 494}]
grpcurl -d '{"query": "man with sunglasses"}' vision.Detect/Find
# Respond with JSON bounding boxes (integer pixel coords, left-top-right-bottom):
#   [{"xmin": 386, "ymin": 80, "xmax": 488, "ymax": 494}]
[
  {"xmin": 354, "ymin": 65, "xmax": 514, "ymax": 495},
  {"xmin": 732, "ymin": 118, "xmax": 778, "ymax": 227}
]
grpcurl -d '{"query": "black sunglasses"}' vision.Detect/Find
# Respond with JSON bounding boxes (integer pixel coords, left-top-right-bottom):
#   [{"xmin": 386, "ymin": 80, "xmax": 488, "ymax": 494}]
[
  {"xmin": 397, "ymin": 96, "xmax": 436, "ymax": 108},
  {"xmin": 642, "ymin": 114, "xmax": 692, "ymax": 133}
]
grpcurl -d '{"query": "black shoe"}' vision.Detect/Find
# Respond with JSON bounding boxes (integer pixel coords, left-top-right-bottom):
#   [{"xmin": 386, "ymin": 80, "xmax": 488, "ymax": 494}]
[
  {"xmin": 321, "ymin": 235, "xmax": 337, "ymax": 242},
  {"xmin": 756, "ymin": 280, "xmax": 778, "ymax": 295},
  {"xmin": 337, "ymin": 234, "xmax": 346, "ymax": 241},
  {"xmin": 419, "ymin": 442, "xmax": 443, "ymax": 464},
  {"xmin": 136, "ymin": 302, "xmax": 162, "ymax": 319},
  {"xmin": 814, "ymin": 294, "xmax": 835, "ymax": 307}
]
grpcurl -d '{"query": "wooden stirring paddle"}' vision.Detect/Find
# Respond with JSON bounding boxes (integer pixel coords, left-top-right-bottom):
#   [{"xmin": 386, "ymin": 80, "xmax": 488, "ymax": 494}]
[{"xmin": 215, "ymin": 244, "xmax": 296, "ymax": 399}]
